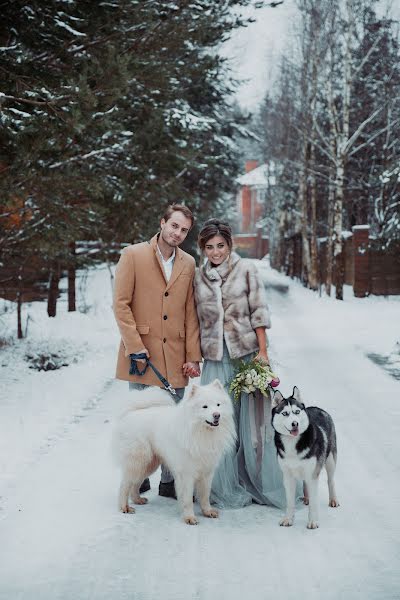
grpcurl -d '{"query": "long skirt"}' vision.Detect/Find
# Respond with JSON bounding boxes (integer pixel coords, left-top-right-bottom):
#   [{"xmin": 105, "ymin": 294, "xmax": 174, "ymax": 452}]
[{"xmin": 201, "ymin": 342, "xmax": 294, "ymax": 509}]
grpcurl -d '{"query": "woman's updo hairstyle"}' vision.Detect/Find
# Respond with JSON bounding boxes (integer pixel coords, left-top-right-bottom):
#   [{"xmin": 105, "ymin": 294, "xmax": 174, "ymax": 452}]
[{"xmin": 197, "ymin": 218, "xmax": 233, "ymax": 253}]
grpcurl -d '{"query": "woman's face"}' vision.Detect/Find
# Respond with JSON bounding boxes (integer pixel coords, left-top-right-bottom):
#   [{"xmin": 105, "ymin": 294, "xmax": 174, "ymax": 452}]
[{"xmin": 203, "ymin": 234, "xmax": 230, "ymax": 265}]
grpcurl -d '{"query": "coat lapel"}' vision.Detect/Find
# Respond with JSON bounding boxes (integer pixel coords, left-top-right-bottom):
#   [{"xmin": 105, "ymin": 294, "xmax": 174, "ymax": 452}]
[
  {"xmin": 150, "ymin": 234, "xmax": 168, "ymax": 284},
  {"xmin": 166, "ymin": 248, "xmax": 185, "ymax": 291}
]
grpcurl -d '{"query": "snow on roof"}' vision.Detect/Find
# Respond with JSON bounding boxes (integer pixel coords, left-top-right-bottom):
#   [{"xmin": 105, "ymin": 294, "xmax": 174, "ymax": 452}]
[{"xmin": 236, "ymin": 163, "xmax": 270, "ymax": 188}]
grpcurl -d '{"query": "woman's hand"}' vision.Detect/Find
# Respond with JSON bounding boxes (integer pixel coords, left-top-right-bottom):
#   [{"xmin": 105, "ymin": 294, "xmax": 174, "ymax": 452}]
[
  {"xmin": 183, "ymin": 361, "xmax": 201, "ymax": 378},
  {"xmin": 254, "ymin": 350, "xmax": 269, "ymax": 365},
  {"xmin": 254, "ymin": 328, "xmax": 269, "ymax": 365}
]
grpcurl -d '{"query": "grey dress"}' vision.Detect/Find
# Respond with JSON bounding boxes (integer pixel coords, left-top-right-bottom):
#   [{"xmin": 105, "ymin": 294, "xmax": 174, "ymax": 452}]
[{"xmin": 201, "ymin": 342, "xmax": 291, "ymax": 509}]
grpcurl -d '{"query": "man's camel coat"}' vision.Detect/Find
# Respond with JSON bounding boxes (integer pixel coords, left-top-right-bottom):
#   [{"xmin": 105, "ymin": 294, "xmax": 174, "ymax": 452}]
[{"xmin": 114, "ymin": 234, "xmax": 201, "ymax": 388}]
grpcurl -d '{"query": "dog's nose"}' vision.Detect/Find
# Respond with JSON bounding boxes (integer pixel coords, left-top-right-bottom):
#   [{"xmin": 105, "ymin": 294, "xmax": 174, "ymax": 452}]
[
  {"xmin": 213, "ymin": 412, "xmax": 220, "ymax": 420},
  {"xmin": 292, "ymin": 421, "xmax": 298, "ymax": 428}
]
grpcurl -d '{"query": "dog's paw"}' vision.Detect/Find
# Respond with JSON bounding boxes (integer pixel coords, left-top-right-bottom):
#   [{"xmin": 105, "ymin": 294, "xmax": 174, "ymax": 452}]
[
  {"xmin": 279, "ymin": 517, "xmax": 293, "ymax": 527},
  {"xmin": 307, "ymin": 520, "xmax": 319, "ymax": 529},
  {"xmin": 134, "ymin": 496, "xmax": 149, "ymax": 505},
  {"xmin": 329, "ymin": 498, "xmax": 340, "ymax": 507},
  {"xmin": 202, "ymin": 508, "xmax": 219, "ymax": 519},
  {"xmin": 184, "ymin": 515, "xmax": 198, "ymax": 525},
  {"xmin": 301, "ymin": 496, "xmax": 309, "ymax": 506},
  {"xmin": 121, "ymin": 505, "xmax": 135, "ymax": 514}
]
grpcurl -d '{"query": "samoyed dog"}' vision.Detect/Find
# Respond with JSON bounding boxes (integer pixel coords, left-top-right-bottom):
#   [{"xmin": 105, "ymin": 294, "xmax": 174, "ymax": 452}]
[{"xmin": 112, "ymin": 379, "xmax": 236, "ymax": 525}]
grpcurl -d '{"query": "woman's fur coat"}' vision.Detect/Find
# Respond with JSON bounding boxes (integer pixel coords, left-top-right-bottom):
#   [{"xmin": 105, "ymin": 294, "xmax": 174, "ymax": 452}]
[{"xmin": 194, "ymin": 252, "xmax": 271, "ymax": 361}]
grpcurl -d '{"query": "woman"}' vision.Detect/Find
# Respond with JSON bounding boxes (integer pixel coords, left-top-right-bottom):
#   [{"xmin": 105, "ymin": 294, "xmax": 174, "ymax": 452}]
[{"xmin": 194, "ymin": 218, "xmax": 288, "ymax": 509}]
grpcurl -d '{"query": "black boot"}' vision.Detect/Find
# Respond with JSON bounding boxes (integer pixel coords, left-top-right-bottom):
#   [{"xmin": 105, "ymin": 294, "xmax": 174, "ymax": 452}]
[
  {"xmin": 158, "ymin": 481, "xmax": 177, "ymax": 499},
  {"xmin": 139, "ymin": 478, "xmax": 150, "ymax": 494}
]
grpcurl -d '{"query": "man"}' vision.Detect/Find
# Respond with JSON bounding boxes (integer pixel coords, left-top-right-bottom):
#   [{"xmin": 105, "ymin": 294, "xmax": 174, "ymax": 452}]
[{"xmin": 113, "ymin": 204, "xmax": 201, "ymax": 498}]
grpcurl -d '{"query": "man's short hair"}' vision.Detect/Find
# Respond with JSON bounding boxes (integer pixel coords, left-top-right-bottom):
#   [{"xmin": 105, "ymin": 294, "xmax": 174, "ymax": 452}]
[{"xmin": 162, "ymin": 204, "xmax": 194, "ymax": 228}]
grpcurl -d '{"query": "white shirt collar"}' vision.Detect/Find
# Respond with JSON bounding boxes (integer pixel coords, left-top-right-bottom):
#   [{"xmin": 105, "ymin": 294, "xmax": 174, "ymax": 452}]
[
  {"xmin": 157, "ymin": 245, "xmax": 175, "ymax": 282},
  {"xmin": 157, "ymin": 245, "xmax": 175, "ymax": 264}
]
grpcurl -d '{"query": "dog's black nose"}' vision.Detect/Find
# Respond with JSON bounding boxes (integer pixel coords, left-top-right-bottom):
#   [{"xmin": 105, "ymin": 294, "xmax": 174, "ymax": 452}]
[
  {"xmin": 213, "ymin": 412, "xmax": 220, "ymax": 421},
  {"xmin": 292, "ymin": 421, "xmax": 298, "ymax": 428}
]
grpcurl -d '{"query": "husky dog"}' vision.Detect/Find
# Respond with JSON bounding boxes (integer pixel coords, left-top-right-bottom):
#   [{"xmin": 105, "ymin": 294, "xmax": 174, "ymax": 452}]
[
  {"xmin": 271, "ymin": 386, "xmax": 339, "ymax": 529},
  {"xmin": 112, "ymin": 380, "xmax": 236, "ymax": 525}
]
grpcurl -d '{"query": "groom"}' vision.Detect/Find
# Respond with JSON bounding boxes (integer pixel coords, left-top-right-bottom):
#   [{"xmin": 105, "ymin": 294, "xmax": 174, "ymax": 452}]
[{"xmin": 113, "ymin": 203, "xmax": 201, "ymax": 498}]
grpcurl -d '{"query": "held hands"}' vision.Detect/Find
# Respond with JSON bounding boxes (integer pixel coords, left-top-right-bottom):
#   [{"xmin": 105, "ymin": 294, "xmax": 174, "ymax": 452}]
[{"xmin": 183, "ymin": 361, "xmax": 200, "ymax": 378}]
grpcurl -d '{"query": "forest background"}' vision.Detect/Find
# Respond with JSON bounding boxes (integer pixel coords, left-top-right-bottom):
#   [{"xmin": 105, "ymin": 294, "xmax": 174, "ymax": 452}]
[{"xmin": 1, "ymin": 0, "xmax": 399, "ymax": 329}]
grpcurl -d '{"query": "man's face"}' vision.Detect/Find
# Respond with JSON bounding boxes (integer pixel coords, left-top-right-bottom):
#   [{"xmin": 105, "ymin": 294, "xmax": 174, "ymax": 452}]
[{"xmin": 160, "ymin": 211, "xmax": 192, "ymax": 248}]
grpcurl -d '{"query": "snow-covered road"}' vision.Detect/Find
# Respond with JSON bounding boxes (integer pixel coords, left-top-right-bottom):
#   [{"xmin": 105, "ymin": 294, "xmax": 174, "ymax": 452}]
[{"xmin": 0, "ymin": 265, "xmax": 399, "ymax": 599}]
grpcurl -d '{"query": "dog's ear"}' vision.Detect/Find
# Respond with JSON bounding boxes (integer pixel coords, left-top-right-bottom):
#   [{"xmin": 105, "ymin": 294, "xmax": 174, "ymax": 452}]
[
  {"xmin": 292, "ymin": 386, "xmax": 301, "ymax": 402},
  {"xmin": 211, "ymin": 378, "xmax": 224, "ymax": 391},
  {"xmin": 271, "ymin": 389, "xmax": 284, "ymax": 408}
]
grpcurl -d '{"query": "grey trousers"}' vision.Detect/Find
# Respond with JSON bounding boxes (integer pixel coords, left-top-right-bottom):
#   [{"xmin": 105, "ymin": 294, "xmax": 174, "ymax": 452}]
[{"xmin": 128, "ymin": 383, "xmax": 185, "ymax": 483}]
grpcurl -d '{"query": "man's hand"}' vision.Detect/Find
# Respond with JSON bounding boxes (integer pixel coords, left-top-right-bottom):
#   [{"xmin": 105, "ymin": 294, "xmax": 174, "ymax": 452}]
[
  {"xmin": 183, "ymin": 361, "xmax": 200, "ymax": 378},
  {"xmin": 133, "ymin": 348, "xmax": 149, "ymax": 364}
]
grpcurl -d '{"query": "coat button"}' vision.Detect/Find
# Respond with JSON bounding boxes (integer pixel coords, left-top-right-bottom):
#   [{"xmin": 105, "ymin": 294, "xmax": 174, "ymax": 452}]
[
  {"xmin": 164, "ymin": 292, "xmax": 169, "ymax": 297},
  {"xmin": 163, "ymin": 338, "xmax": 166, "ymax": 343},
  {"xmin": 163, "ymin": 315, "xmax": 167, "ymax": 320}
]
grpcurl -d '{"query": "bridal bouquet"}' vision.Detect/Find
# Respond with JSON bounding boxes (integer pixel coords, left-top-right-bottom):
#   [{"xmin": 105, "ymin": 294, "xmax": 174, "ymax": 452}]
[{"xmin": 229, "ymin": 359, "xmax": 280, "ymax": 402}]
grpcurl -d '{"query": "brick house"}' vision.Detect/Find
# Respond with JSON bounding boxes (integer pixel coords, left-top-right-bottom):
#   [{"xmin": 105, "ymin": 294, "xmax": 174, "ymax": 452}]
[{"xmin": 234, "ymin": 160, "xmax": 273, "ymax": 258}]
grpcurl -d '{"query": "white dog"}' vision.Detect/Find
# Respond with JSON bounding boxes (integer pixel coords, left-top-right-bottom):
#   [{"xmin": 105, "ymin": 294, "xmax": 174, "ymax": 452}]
[{"xmin": 112, "ymin": 379, "xmax": 236, "ymax": 525}]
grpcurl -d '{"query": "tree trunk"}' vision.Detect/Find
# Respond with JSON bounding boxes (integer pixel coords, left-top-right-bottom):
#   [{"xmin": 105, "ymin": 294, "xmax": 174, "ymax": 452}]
[
  {"xmin": 308, "ymin": 0, "xmax": 321, "ymax": 291},
  {"xmin": 325, "ymin": 60, "xmax": 337, "ymax": 297},
  {"xmin": 299, "ymin": 142, "xmax": 311, "ymax": 286},
  {"xmin": 333, "ymin": 156, "xmax": 345, "ymax": 300},
  {"xmin": 325, "ymin": 176, "xmax": 335, "ymax": 296},
  {"xmin": 17, "ymin": 291, "xmax": 23, "ymax": 339},
  {"xmin": 48, "ymin": 262, "xmax": 60, "ymax": 317},
  {"xmin": 333, "ymin": 0, "xmax": 353, "ymax": 301},
  {"xmin": 16, "ymin": 263, "xmax": 24, "ymax": 338},
  {"xmin": 68, "ymin": 241, "xmax": 76, "ymax": 312},
  {"xmin": 309, "ymin": 143, "xmax": 318, "ymax": 289},
  {"xmin": 107, "ymin": 261, "xmax": 114, "ymax": 298}
]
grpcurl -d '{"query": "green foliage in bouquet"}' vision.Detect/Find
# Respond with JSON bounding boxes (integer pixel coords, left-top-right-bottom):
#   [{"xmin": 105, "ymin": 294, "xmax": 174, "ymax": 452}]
[{"xmin": 229, "ymin": 359, "xmax": 279, "ymax": 402}]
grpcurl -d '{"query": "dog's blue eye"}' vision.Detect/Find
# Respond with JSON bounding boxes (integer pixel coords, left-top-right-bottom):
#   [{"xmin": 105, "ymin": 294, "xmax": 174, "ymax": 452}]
[
  {"xmin": 294, "ymin": 410, "xmax": 300, "ymax": 415},
  {"xmin": 282, "ymin": 411, "xmax": 289, "ymax": 417},
  {"xmin": 202, "ymin": 405, "xmax": 208, "ymax": 409}
]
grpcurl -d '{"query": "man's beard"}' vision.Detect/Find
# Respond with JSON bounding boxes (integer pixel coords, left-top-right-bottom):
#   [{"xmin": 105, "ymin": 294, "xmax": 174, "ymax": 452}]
[{"xmin": 161, "ymin": 230, "xmax": 179, "ymax": 247}]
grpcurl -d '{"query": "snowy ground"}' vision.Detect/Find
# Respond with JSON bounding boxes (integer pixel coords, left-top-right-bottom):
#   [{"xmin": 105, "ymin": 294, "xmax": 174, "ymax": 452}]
[{"xmin": 0, "ymin": 262, "xmax": 399, "ymax": 600}]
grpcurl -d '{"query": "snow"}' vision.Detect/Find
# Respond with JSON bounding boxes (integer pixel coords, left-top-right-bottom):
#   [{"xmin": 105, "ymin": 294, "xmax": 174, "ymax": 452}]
[
  {"xmin": 54, "ymin": 19, "xmax": 86, "ymax": 37},
  {"xmin": 0, "ymin": 45, "xmax": 18, "ymax": 52},
  {"xmin": 8, "ymin": 108, "xmax": 31, "ymax": 118},
  {"xmin": 0, "ymin": 262, "xmax": 399, "ymax": 599},
  {"xmin": 236, "ymin": 163, "xmax": 271, "ymax": 187},
  {"xmin": 165, "ymin": 102, "xmax": 215, "ymax": 131}
]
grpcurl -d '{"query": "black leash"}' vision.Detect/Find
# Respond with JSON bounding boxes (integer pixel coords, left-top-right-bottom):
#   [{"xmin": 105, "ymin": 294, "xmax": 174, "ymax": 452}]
[{"xmin": 129, "ymin": 352, "xmax": 177, "ymax": 397}]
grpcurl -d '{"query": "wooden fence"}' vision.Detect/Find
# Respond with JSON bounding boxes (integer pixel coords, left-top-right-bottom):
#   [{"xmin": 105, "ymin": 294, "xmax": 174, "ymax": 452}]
[
  {"xmin": 233, "ymin": 230, "xmax": 269, "ymax": 259},
  {"xmin": 0, "ymin": 241, "xmax": 124, "ymax": 303},
  {"xmin": 278, "ymin": 226, "xmax": 400, "ymax": 297}
]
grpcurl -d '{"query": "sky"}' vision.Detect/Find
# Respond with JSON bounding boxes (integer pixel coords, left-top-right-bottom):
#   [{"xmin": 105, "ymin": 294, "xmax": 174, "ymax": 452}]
[
  {"xmin": 223, "ymin": 0, "xmax": 400, "ymax": 111},
  {"xmin": 222, "ymin": 0, "xmax": 298, "ymax": 110}
]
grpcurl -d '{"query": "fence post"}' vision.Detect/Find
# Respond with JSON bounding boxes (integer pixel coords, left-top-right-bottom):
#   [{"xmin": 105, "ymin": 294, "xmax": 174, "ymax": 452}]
[
  {"xmin": 256, "ymin": 226, "xmax": 263, "ymax": 259},
  {"xmin": 352, "ymin": 225, "xmax": 370, "ymax": 297}
]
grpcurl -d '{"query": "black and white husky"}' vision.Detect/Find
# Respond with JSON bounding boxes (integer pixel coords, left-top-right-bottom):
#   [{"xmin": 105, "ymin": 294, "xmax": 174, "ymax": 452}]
[{"xmin": 271, "ymin": 386, "xmax": 339, "ymax": 529}]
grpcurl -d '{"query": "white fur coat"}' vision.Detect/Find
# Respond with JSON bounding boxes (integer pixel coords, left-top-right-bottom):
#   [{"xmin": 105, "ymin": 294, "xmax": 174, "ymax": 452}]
[{"xmin": 194, "ymin": 252, "xmax": 271, "ymax": 361}]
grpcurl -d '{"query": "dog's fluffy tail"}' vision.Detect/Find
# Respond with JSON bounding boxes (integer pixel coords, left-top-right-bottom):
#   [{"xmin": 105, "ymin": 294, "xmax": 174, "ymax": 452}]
[{"xmin": 120, "ymin": 385, "xmax": 176, "ymax": 417}]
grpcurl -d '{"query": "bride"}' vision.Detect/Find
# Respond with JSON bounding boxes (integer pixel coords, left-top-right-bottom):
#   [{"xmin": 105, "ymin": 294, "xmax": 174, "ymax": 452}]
[{"xmin": 194, "ymin": 218, "xmax": 293, "ymax": 508}]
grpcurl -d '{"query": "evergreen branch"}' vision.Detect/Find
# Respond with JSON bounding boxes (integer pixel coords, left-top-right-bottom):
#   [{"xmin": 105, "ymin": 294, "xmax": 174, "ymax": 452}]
[{"xmin": 0, "ymin": 94, "xmax": 70, "ymax": 107}]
